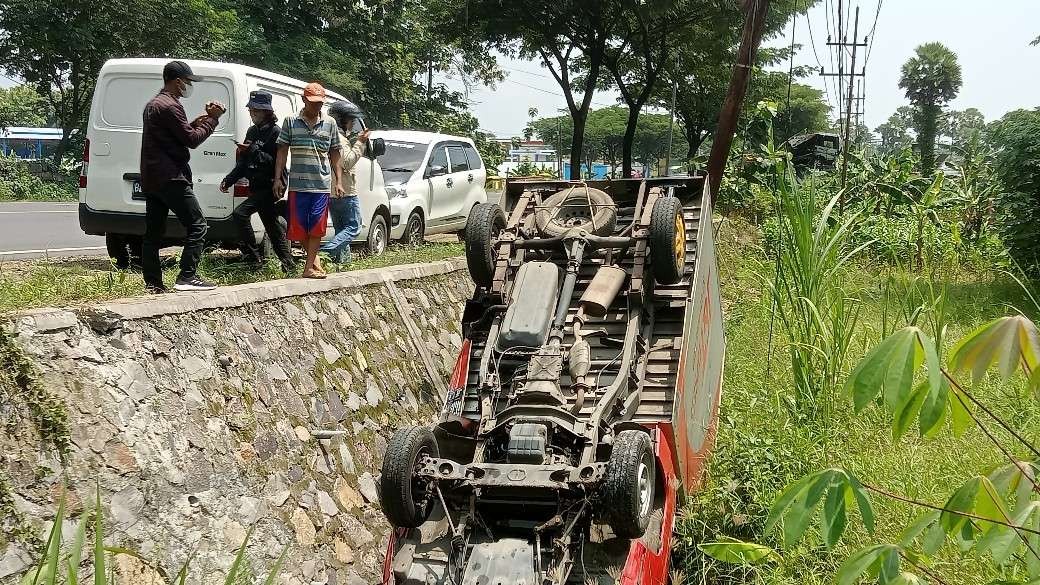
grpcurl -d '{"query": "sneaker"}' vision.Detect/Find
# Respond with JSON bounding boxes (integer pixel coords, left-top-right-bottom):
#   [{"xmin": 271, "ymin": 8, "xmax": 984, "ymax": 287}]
[{"xmin": 174, "ymin": 275, "xmax": 218, "ymax": 292}]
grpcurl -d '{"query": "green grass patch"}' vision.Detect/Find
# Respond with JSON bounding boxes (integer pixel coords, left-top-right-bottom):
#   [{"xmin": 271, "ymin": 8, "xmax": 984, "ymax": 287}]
[
  {"xmin": 675, "ymin": 217, "xmax": 1037, "ymax": 584},
  {"xmin": 0, "ymin": 242, "xmax": 463, "ymax": 313}
]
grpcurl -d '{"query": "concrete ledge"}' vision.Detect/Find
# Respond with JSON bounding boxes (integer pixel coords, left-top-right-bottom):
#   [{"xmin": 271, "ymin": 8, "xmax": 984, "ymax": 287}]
[{"xmin": 10, "ymin": 257, "xmax": 468, "ymax": 325}]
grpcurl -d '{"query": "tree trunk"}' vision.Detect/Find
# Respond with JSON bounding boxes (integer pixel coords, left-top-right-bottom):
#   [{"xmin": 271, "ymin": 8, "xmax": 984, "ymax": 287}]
[
  {"xmin": 918, "ymin": 103, "xmax": 940, "ymax": 175},
  {"xmin": 53, "ymin": 128, "xmax": 72, "ymax": 166},
  {"xmin": 621, "ymin": 105, "xmax": 640, "ymax": 178},
  {"xmin": 570, "ymin": 112, "xmax": 588, "ymax": 180}
]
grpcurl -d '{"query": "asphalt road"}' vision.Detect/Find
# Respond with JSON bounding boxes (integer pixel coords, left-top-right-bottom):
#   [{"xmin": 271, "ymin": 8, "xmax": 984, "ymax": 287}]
[{"xmin": 0, "ymin": 202, "xmax": 107, "ymax": 260}]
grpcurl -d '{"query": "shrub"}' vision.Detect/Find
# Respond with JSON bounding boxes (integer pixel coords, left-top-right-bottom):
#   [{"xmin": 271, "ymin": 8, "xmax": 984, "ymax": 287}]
[{"xmin": 0, "ymin": 155, "xmax": 77, "ymax": 201}]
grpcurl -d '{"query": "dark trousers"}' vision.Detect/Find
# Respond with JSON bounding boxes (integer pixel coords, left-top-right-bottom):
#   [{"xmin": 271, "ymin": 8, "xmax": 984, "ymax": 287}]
[
  {"xmin": 142, "ymin": 180, "xmax": 207, "ymax": 286},
  {"xmin": 233, "ymin": 190, "xmax": 293, "ymax": 268}
]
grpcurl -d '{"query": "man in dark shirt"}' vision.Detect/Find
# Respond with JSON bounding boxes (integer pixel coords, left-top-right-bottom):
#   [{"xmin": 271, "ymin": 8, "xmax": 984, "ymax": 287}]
[
  {"xmin": 220, "ymin": 91, "xmax": 295, "ymax": 273},
  {"xmin": 140, "ymin": 60, "xmax": 226, "ymax": 293}
]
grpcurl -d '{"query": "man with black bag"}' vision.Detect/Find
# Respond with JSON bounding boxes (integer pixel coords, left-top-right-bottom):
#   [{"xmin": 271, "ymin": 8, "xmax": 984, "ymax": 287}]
[{"xmin": 221, "ymin": 91, "xmax": 295, "ymax": 273}]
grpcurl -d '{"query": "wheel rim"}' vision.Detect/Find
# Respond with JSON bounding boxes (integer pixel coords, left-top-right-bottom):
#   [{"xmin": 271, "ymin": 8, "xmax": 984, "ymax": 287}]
[
  {"xmin": 412, "ymin": 446, "xmax": 432, "ymax": 517},
  {"xmin": 673, "ymin": 211, "xmax": 686, "ymax": 269},
  {"xmin": 637, "ymin": 459, "xmax": 652, "ymax": 518},
  {"xmin": 407, "ymin": 216, "xmax": 422, "ymax": 245}
]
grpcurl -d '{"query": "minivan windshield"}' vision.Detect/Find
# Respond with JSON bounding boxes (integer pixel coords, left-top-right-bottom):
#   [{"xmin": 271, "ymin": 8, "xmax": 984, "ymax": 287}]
[{"xmin": 379, "ymin": 140, "xmax": 429, "ymax": 183}]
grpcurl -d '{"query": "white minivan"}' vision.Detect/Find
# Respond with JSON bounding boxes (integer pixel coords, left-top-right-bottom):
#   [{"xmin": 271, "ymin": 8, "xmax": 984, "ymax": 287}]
[
  {"xmin": 79, "ymin": 58, "xmax": 392, "ymax": 261},
  {"xmin": 371, "ymin": 130, "xmax": 488, "ymax": 244}
]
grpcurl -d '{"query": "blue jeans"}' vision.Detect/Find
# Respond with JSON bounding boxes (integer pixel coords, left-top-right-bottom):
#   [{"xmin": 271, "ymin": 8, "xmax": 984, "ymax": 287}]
[{"xmin": 320, "ymin": 195, "xmax": 361, "ymax": 262}]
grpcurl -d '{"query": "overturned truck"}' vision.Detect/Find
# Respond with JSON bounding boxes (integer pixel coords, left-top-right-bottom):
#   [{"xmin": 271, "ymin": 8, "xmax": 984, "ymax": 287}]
[{"xmin": 378, "ymin": 175, "xmax": 724, "ymax": 584}]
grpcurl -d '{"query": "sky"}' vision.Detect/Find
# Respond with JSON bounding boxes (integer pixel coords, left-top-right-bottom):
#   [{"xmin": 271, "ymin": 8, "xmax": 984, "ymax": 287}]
[
  {"xmin": 458, "ymin": 0, "xmax": 1040, "ymax": 137},
  {"xmin": 4, "ymin": 1, "xmax": 1038, "ymax": 137}
]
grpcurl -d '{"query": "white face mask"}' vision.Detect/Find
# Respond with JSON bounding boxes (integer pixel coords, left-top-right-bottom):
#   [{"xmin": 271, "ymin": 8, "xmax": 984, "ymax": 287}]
[{"xmin": 180, "ymin": 80, "xmax": 194, "ymax": 99}]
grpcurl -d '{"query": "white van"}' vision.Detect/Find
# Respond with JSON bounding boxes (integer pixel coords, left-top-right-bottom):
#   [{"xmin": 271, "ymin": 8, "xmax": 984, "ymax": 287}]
[
  {"xmin": 371, "ymin": 130, "xmax": 488, "ymax": 244},
  {"xmin": 79, "ymin": 58, "xmax": 392, "ymax": 260}
]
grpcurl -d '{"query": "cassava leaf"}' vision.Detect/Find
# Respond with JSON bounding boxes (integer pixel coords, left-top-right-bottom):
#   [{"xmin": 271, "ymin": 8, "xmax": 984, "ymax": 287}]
[
  {"xmin": 821, "ymin": 482, "xmax": 848, "ymax": 549},
  {"xmin": 948, "ymin": 316, "xmax": 1040, "ymax": 384},
  {"xmin": 917, "ymin": 329, "xmax": 947, "ymax": 436},
  {"xmin": 835, "ymin": 544, "xmax": 899, "ymax": 585},
  {"xmin": 942, "ymin": 476, "xmax": 982, "ymax": 535},
  {"xmin": 765, "ymin": 473, "xmax": 814, "ymax": 536},
  {"xmin": 898, "ymin": 511, "xmax": 940, "ymax": 548},
  {"xmin": 848, "ymin": 327, "xmax": 918, "ymax": 412},
  {"xmin": 889, "ymin": 573, "xmax": 925, "ymax": 585},
  {"xmin": 894, "ymin": 384, "xmax": 927, "ymax": 441},
  {"xmin": 884, "ymin": 328, "xmax": 921, "ymax": 413},
  {"xmin": 697, "ymin": 539, "xmax": 781, "ymax": 565},
  {"xmin": 948, "ymin": 382, "xmax": 974, "ymax": 436},
  {"xmin": 847, "ymin": 472, "xmax": 876, "ymax": 534}
]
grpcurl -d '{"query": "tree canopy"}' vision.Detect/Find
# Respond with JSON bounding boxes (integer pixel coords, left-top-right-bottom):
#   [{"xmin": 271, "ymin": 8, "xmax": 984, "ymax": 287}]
[{"xmin": 898, "ymin": 42, "xmax": 963, "ymax": 174}]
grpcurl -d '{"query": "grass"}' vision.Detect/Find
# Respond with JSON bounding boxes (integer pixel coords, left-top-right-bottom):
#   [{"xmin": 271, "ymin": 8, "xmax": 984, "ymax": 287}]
[
  {"xmin": 0, "ymin": 242, "xmax": 463, "ymax": 313},
  {"xmin": 675, "ymin": 216, "xmax": 1039, "ymax": 583}
]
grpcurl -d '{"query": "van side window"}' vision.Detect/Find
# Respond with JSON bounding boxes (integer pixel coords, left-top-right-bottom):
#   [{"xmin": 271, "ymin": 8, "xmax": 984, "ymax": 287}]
[
  {"xmin": 428, "ymin": 146, "xmax": 448, "ymax": 173},
  {"xmin": 100, "ymin": 76, "xmax": 233, "ymax": 132},
  {"xmin": 447, "ymin": 145, "xmax": 469, "ymax": 173},
  {"xmin": 463, "ymin": 144, "xmax": 483, "ymax": 169}
]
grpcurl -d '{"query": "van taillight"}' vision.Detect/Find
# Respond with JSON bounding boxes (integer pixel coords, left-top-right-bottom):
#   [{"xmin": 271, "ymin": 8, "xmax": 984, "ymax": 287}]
[
  {"xmin": 233, "ymin": 179, "xmax": 250, "ymax": 197},
  {"xmin": 79, "ymin": 139, "xmax": 89, "ymax": 189}
]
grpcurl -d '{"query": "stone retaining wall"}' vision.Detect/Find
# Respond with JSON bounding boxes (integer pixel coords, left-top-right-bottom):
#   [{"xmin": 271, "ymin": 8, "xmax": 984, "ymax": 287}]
[{"xmin": 0, "ymin": 259, "xmax": 472, "ymax": 585}]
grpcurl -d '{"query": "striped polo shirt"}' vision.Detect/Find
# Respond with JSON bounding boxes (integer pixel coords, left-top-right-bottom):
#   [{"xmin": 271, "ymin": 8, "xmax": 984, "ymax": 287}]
[{"xmin": 277, "ymin": 113, "xmax": 341, "ymax": 193}]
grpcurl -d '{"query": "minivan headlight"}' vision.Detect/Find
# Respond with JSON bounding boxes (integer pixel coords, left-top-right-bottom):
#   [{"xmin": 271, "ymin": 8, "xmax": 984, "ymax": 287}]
[{"xmin": 386, "ymin": 184, "xmax": 408, "ymax": 199}]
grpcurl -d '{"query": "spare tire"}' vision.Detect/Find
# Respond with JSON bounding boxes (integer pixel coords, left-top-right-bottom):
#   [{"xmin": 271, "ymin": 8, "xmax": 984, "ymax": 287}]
[
  {"xmin": 465, "ymin": 203, "xmax": 506, "ymax": 288},
  {"xmin": 600, "ymin": 430, "xmax": 655, "ymax": 539},
  {"xmin": 534, "ymin": 186, "xmax": 617, "ymax": 237}
]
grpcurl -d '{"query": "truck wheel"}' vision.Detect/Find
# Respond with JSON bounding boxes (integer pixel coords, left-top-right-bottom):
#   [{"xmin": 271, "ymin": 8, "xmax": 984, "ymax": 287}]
[
  {"xmin": 648, "ymin": 197, "xmax": 685, "ymax": 285},
  {"xmin": 401, "ymin": 212, "xmax": 424, "ymax": 247},
  {"xmin": 379, "ymin": 426, "xmax": 439, "ymax": 528},
  {"xmin": 534, "ymin": 186, "xmax": 616, "ymax": 237},
  {"xmin": 601, "ymin": 430, "xmax": 655, "ymax": 539},
  {"xmin": 367, "ymin": 214, "xmax": 389, "ymax": 256},
  {"xmin": 465, "ymin": 202, "xmax": 505, "ymax": 288},
  {"xmin": 106, "ymin": 234, "xmax": 132, "ymax": 269}
]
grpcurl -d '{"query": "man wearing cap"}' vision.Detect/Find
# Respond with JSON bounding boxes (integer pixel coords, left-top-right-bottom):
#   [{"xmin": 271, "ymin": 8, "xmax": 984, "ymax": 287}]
[
  {"xmin": 273, "ymin": 82, "xmax": 342, "ymax": 279},
  {"xmin": 220, "ymin": 91, "xmax": 295, "ymax": 273},
  {"xmin": 140, "ymin": 60, "xmax": 226, "ymax": 292}
]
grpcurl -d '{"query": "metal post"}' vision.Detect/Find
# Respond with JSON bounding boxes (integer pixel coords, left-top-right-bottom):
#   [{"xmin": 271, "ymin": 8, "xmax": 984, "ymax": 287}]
[
  {"xmin": 839, "ymin": 7, "xmax": 860, "ymax": 202},
  {"xmin": 557, "ymin": 117, "xmax": 563, "ymax": 178},
  {"xmin": 706, "ymin": 0, "xmax": 771, "ymax": 200}
]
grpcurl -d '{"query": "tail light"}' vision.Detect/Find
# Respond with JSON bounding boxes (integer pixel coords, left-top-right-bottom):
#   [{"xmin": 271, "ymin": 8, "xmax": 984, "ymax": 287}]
[
  {"xmin": 79, "ymin": 139, "xmax": 89, "ymax": 189},
  {"xmin": 233, "ymin": 178, "xmax": 250, "ymax": 197}
]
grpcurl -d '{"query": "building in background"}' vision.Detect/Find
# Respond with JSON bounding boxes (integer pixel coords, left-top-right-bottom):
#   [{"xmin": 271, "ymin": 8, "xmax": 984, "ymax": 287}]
[{"xmin": 0, "ymin": 127, "xmax": 63, "ymax": 160}]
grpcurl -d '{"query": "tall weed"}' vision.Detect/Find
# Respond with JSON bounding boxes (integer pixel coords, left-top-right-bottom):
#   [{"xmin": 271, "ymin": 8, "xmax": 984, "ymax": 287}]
[{"xmin": 765, "ymin": 165, "xmax": 866, "ymax": 418}]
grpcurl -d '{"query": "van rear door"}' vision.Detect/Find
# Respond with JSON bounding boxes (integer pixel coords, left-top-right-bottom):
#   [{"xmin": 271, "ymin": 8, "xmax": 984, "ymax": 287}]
[{"xmin": 86, "ymin": 73, "xmax": 236, "ymax": 220}]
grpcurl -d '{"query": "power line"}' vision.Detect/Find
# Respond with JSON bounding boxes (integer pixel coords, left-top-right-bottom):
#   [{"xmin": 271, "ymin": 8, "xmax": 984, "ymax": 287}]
[
  {"xmin": 804, "ymin": 11, "xmax": 837, "ymax": 113},
  {"xmin": 501, "ymin": 77, "xmax": 616, "ymax": 109},
  {"xmin": 864, "ymin": 0, "xmax": 884, "ymax": 67}
]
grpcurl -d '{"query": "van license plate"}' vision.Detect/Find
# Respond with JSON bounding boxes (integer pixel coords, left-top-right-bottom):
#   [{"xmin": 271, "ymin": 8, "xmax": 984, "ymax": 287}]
[{"xmin": 131, "ymin": 181, "xmax": 145, "ymax": 201}]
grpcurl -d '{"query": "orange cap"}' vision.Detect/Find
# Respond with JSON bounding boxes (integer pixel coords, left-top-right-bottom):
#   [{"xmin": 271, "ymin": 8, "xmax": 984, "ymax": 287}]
[{"xmin": 303, "ymin": 82, "xmax": 327, "ymax": 103}]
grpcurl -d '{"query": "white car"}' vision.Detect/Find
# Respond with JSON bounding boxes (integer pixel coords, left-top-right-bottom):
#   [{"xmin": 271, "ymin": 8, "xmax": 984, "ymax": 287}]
[
  {"xmin": 79, "ymin": 58, "xmax": 392, "ymax": 262},
  {"xmin": 371, "ymin": 130, "xmax": 488, "ymax": 244}
]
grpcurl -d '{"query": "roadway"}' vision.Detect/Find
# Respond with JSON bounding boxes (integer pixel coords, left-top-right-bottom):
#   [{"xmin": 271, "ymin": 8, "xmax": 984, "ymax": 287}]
[{"xmin": 0, "ymin": 202, "xmax": 107, "ymax": 260}]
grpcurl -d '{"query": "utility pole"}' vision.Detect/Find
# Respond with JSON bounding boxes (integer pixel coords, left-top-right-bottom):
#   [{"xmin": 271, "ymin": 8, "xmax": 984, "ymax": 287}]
[
  {"xmin": 556, "ymin": 117, "xmax": 563, "ymax": 178},
  {"xmin": 821, "ymin": 6, "xmax": 866, "ymax": 209},
  {"xmin": 707, "ymin": 0, "xmax": 772, "ymax": 200}
]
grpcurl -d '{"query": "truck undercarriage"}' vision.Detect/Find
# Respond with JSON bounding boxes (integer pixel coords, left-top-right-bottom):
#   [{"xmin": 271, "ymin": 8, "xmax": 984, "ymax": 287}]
[{"xmin": 378, "ymin": 176, "xmax": 723, "ymax": 585}]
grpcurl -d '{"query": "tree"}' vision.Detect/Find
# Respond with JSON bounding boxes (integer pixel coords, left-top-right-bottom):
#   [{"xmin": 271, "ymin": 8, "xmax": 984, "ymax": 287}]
[
  {"xmin": 473, "ymin": 1, "xmax": 617, "ymax": 179},
  {"xmin": 988, "ymin": 108, "xmax": 1040, "ymax": 275},
  {"xmin": 898, "ymin": 42, "xmax": 963, "ymax": 174},
  {"xmin": 0, "ymin": 0, "xmax": 241, "ymax": 163},
  {"xmin": 941, "ymin": 107, "xmax": 985, "ymax": 149},
  {"xmin": 875, "ymin": 106, "xmax": 916, "ymax": 155},
  {"xmin": 0, "ymin": 85, "xmax": 50, "ymax": 129}
]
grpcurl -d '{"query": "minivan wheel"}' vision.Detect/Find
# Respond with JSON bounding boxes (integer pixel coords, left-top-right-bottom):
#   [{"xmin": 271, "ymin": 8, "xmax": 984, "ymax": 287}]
[
  {"xmin": 367, "ymin": 214, "xmax": 389, "ymax": 256},
  {"xmin": 402, "ymin": 212, "xmax": 424, "ymax": 247},
  {"xmin": 106, "ymin": 234, "xmax": 141, "ymax": 269}
]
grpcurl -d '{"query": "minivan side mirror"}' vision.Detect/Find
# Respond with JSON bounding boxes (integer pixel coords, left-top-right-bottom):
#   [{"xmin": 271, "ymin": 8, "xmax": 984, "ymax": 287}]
[{"xmin": 427, "ymin": 165, "xmax": 447, "ymax": 178}]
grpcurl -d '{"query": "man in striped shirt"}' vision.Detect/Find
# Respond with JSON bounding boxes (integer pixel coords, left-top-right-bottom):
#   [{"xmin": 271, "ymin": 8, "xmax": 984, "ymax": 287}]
[{"xmin": 273, "ymin": 82, "xmax": 342, "ymax": 278}]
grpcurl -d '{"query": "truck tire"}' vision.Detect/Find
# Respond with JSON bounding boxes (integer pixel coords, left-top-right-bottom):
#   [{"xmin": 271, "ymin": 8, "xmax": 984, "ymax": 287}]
[
  {"xmin": 534, "ymin": 186, "xmax": 616, "ymax": 237},
  {"xmin": 379, "ymin": 426, "xmax": 439, "ymax": 528},
  {"xmin": 601, "ymin": 430, "xmax": 655, "ymax": 539},
  {"xmin": 648, "ymin": 197, "xmax": 685, "ymax": 285},
  {"xmin": 465, "ymin": 202, "xmax": 506, "ymax": 288}
]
